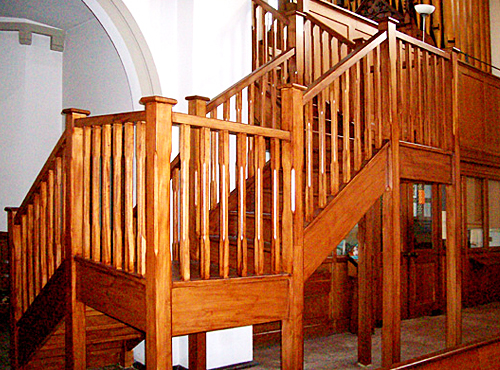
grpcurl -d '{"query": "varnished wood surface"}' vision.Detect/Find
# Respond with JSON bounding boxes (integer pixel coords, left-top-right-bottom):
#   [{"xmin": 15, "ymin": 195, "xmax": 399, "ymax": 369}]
[
  {"xmin": 379, "ymin": 336, "xmax": 500, "ymax": 370},
  {"xmin": 304, "ymin": 142, "xmax": 389, "ymax": 279},
  {"xmin": 400, "ymin": 143, "xmax": 453, "ymax": 184}
]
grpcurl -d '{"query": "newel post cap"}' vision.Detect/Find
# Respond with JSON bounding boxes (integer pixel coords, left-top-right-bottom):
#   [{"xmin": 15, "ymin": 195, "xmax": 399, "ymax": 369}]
[{"xmin": 139, "ymin": 95, "xmax": 178, "ymax": 106}]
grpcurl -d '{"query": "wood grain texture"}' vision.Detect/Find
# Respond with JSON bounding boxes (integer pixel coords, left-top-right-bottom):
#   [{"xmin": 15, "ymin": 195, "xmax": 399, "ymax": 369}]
[
  {"xmin": 399, "ymin": 143, "xmax": 453, "ymax": 184},
  {"xmin": 304, "ymin": 143, "xmax": 389, "ymax": 279}
]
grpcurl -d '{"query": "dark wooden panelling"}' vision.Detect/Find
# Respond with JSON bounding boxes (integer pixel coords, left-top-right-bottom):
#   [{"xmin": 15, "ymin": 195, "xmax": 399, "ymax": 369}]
[{"xmin": 400, "ymin": 143, "xmax": 452, "ymax": 184}]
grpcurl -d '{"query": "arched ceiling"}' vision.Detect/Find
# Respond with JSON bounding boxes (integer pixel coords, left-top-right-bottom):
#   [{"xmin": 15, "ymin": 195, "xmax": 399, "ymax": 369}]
[{"xmin": 0, "ymin": 0, "xmax": 93, "ymax": 31}]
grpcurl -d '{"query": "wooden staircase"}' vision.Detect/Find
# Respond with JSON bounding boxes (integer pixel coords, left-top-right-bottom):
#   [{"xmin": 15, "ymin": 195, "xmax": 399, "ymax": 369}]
[{"xmin": 6, "ymin": 0, "xmax": 463, "ymax": 369}]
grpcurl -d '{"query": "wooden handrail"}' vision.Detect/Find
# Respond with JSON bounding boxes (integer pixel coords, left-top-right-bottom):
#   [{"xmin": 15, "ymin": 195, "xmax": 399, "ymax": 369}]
[
  {"xmin": 305, "ymin": 12, "xmax": 355, "ymax": 49},
  {"xmin": 206, "ymin": 47, "xmax": 295, "ymax": 112},
  {"xmin": 395, "ymin": 31, "xmax": 450, "ymax": 60},
  {"xmin": 172, "ymin": 112, "xmax": 291, "ymax": 141},
  {"xmin": 253, "ymin": 0, "xmax": 289, "ymax": 25},
  {"xmin": 13, "ymin": 133, "xmax": 67, "ymax": 224},
  {"xmin": 303, "ymin": 30, "xmax": 387, "ymax": 103},
  {"xmin": 75, "ymin": 110, "xmax": 146, "ymax": 127}
]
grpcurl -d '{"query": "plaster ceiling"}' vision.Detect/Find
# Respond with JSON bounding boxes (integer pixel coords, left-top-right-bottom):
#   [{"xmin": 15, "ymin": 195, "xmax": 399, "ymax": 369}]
[{"xmin": 0, "ymin": 0, "xmax": 94, "ymax": 30}]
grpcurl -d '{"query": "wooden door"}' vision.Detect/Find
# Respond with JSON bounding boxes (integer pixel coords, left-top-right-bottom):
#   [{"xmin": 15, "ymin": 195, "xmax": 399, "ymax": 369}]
[{"xmin": 401, "ymin": 183, "xmax": 444, "ymax": 319}]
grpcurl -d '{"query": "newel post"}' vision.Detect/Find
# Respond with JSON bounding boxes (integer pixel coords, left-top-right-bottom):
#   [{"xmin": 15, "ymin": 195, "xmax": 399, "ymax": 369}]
[
  {"xmin": 185, "ymin": 95, "xmax": 210, "ymax": 370},
  {"xmin": 378, "ymin": 18, "xmax": 402, "ymax": 368},
  {"xmin": 280, "ymin": 83, "xmax": 306, "ymax": 369},
  {"xmin": 140, "ymin": 96, "xmax": 176, "ymax": 370},
  {"xmin": 62, "ymin": 108, "xmax": 90, "ymax": 370},
  {"xmin": 6, "ymin": 208, "xmax": 20, "ymax": 369},
  {"xmin": 445, "ymin": 48, "xmax": 462, "ymax": 348}
]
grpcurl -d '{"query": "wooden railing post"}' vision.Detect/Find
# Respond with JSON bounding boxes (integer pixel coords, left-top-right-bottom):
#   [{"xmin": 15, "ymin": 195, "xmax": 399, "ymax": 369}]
[
  {"xmin": 445, "ymin": 48, "xmax": 462, "ymax": 348},
  {"xmin": 186, "ymin": 95, "xmax": 209, "ymax": 370},
  {"xmin": 378, "ymin": 18, "xmax": 402, "ymax": 368},
  {"xmin": 63, "ymin": 108, "xmax": 90, "ymax": 370},
  {"xmin": 140, "ymin": 96, "xmax": 176, "ymax": 370},
  {"xmin": 280, "ymin": 83, "xmax": 306, "ymax": 369},
  {"xmin": 6, "ymin": 208, "xmax": 20, "ymax": 370},
  {"xmin": 287, "ymin": 11, "xmax": 305, "ymax": 85}
]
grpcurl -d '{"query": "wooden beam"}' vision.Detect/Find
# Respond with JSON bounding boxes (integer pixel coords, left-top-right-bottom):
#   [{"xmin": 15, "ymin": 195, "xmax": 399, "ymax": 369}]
[
  {"xmin": 379, "ymin": 18, "xmax": 402, "ymax": 368},
  {"xmin": 399, "ymin": 143, "xmax": 453, "ymax": 184},
  {"xmin": 445, "ymin": 49, "xmax": 462, "ymax": 348},
  {"xmin": 140, "ymin": 96, "xmax": 176, "ymax": 370}
]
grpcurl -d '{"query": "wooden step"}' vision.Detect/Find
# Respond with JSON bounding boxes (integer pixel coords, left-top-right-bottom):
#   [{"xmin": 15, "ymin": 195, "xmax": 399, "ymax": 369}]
[{"xmin": 24, "ymin": 307, "xmax": 143, "ymax": 370}]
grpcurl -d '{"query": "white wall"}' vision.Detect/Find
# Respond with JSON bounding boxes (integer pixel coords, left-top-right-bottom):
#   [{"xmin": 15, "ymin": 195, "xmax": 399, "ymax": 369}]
[
  {"xmin": 491, "ymin": 0, "xmax": 500, "ymax": 78},
  {"xmin": 124, "ymin": 0, "xmax": 254, "ymax": 367},
  {"xmin": 0, "ymin": 29, "xmax": 63, "ymax": 231},
  {"xmin": 63, "ymin": 17, "xmax": 133, "ymax": 115}
]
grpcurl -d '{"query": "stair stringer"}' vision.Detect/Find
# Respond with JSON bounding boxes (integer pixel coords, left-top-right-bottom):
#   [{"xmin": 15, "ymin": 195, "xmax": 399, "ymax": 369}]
[
  {"xmin": 304, "ymin": 142, "xmax": 390, "ymax": 280},
  {"xmin": 17, "ymin": 260, "xmax": 68, "ymax": 367}
]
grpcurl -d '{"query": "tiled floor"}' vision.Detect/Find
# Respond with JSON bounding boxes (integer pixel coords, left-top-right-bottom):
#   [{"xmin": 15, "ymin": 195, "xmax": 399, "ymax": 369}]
[{"xmin": 1, "ymin": 302, "xmax": 500, "ymax": 369}]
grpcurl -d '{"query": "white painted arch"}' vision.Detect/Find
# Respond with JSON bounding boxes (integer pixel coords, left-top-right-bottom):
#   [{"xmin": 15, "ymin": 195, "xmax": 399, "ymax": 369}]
[{"xmin": 82, "ymin": 0, "xmax": 162, "ymax": 109}]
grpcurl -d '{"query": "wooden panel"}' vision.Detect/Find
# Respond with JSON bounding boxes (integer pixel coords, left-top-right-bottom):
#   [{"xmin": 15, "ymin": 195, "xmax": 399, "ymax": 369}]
[
  {"xmin": 75, "ymin": 257, "xmax": 146, "ymax": 332},
  {"xmin": 171, "ymin": 275, "xmax": 290, "ymax": 336},
  {"xmin": 458, "ymin": 70, "xmax": 485, "ymax": 152},
  {"xmin": 399, "ymin": 144, "xmax": 452, "ymax": 184}
]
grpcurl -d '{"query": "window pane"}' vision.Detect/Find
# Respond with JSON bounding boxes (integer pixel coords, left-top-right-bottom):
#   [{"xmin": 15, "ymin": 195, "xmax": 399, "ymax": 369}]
[
  {"xmin": 489, "ymin": 180, "xmax": 500, "ymax": 247},
  {"xmin": 466, "ymin": 177, "xmax": 483, "ymax": 248},
  {"xmin": 413, "ymin": 184, "xmax": 433, "ymax": 250}
]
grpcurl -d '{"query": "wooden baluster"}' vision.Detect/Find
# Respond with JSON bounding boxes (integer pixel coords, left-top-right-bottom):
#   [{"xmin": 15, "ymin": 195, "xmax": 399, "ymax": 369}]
[
  {"xmin": 254, "ymin": 135, "xmax": 265, "ymax": 275},
  {"xmin": 318, "ymin": 91, "xmax": 327, "ymax": 207},
  {"xmin": 271, "ymin": 137, "xmax": 281, "ymax": 274},
  {"xmin": 136, "ymin": 121, "xmax": 146, "ymax": 275},
  {"xmin": 416, "ymin": 48, "xmax": 423, "ymax": 144},
  {"xmin": 342, "ymin": 69, "xmax": 351, "ymax": 183},
  {"xmin": 248, "ymin": 86, "xmax": 255, "ymax": 177},
  {"xmin": 305, "ymin": 100, "xmax": 314, "ymax": 221},
  {"xmin": 33, "ymin": 194, "xmax": 40, "ymax": 295},
  {"xmin": 82, "ymin": 126, "xmax": 91, "ymax": 260},
  {"xmin": 219, "ymin": 130, "xmax": 230, "ymax": 278},
  {"xmin": 55, "ymin": 157, "xmax": 63, "ymax": 268},
  {"xmin": 91, "ymin": 125, "xmax": 102, "ymax": 262},
  {"xmin": 313, "ymin": 24, "xmax": 321, "ymax": 81},
  {"xmin": 210, "ymin": 111, "xmax": 218, "ymax": 208},
  {"xmin": 27, "ymin": 205, "xmax": 34, "ymax": 304},
  {"xmin": 271, "ymin": 69, "xmax": 278, "ymax": 129},
  {"xmin": 40, "ymin": 182, "xmax": 48, "ymax": 287},
  {"xmin": 34, "ymin": 194, "xmax": 41, "ymax": 295},
  {"xmin": 236, "ymin": 91, "xmax": 243, "ymax": 124},
  {"xmin": 373, "ymin": 46, "xmax": 384, "ymax": 149},
  {"xmin": 113, "ymin": 123, "xmax": 123, "ymax": 269},
  {"xmin": 124, "ymin": 122, "xmax": 135, "ymax": 273},
  {"xmin": 406, "ymin": 43, "xmax": 415, "ymax": 143},
  {"xmin": 322, "ymin": 30, "xmax": 330, "ymax": 74},
  {"xmin": 397, "ymin": 40, "xmax": 407, "ymax": 142},
  {"xmin": 432, "ymin": 55, "xmax": 439, "ymax": 147},
  {"xmin": 180, "ymin": 123, "xmax": 191, "ymax": 281},
  {"xmin": 236, "ymin": 133, "xmax": 248, "ymax": 277},
  {"xmin": 252, "ymin": 2, "xmax": 258, "ymax": 71},
  {"xmin": 261, "ymin": 6, "xmax": 268, "ymax": 64},
  {"xmin": 199, "ymin": 128, "xmax": 211, "ymax": 279},
  {"xmin": 101, "ymin": 124, "xmax": 112, "ymax": 265},
  {"xmin": 140, "ymin": 96, "xmax": 176, "ymax": 370},
  {"xmin": 354, "ymin": 61, "xmax": 362, "ymax": 172},
  {"xmin": 330, "ymin": 38, "xmax": 340, "ymax": 195},
  {"xmin": 304, "ymin": 19, "xmax": 312, "ymax": 86},
  {"xmin": 47, "ymin": 169, "xmax": 55, "ymax": 277},
  {"xmin": 21, "ymin": 215, "xmax": 28, "ymax": 311},
  {"xmin": 260, "ymin": 75, "xmax": 267, "ymax": 127},
  {"xmin": 441, "ymin": 57, "xmax": 449, "ymax": 150},
  {"xmin": 172, "ymin": 168, "xmax": 180, "ymax": 262},
  {"xmin": 363, "ymin": 50, "xmax": 373, "ymax": 160},
  {"xmin": 424, "ymin": 51, "xmax": 432, "ymax": 146}
]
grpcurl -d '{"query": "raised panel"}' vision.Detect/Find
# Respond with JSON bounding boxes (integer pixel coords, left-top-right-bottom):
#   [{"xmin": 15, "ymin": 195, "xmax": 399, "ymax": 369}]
[
  {"xmin": 485, "ymin": 82, "xmax": 500, "ymax": 154},
  {"xmin": 459, "ymin": 71, "xmax": 485, "ymax": 152}
]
